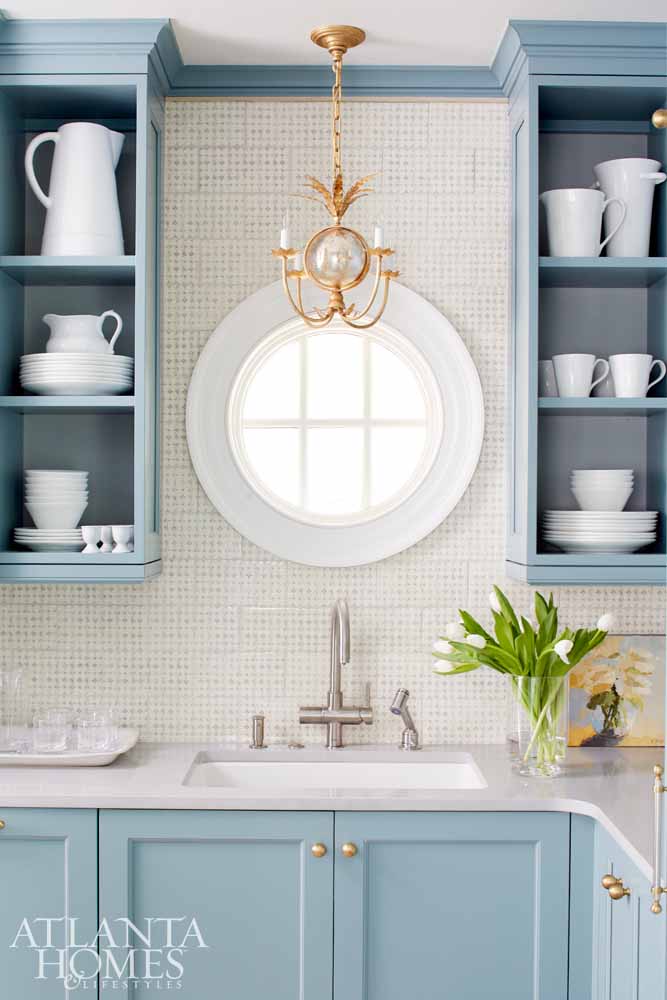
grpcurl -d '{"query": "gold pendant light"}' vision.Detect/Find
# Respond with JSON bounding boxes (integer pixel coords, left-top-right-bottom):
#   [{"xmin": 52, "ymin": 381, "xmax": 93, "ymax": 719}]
[{"xmin": 272, "ymin": 25, "xmax": 399, "ymax": 329}]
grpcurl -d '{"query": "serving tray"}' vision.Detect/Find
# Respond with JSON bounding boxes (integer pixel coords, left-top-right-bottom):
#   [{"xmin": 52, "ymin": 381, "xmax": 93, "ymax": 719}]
[{"xmin": 0, "ymin": 728, "xmax": 138, "ymax": 766}]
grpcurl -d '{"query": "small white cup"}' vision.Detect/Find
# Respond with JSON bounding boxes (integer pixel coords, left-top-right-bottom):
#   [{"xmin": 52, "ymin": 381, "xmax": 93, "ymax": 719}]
[
  {"xmin": 81, "ymin": 525, "xmax": 101, "ymax": 554},
  {"xmin": 538, "ymin": 360, "xmax": 558, "ymax": 397},
  {"xmin": 553, "ymin": 354, "xmax": 610, "ymax": 397},
  {"xmin": 112, "ymin": 525, "xmax": 133, "ymax": 554},
  {"xmin": 100, "ymin": 526, "xmax": 113, "ymax": 553},
  {"xmin": 609, "ymin": 354, "xmax": 667, "ymax": 398},
  {"xmin": 540, "ymin": 188, "xmax": 626, "ymax": 257}
]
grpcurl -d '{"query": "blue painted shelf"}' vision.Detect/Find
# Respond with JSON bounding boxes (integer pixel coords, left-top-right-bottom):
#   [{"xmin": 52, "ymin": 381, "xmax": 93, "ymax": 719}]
[
  {"xmin": 539, "ymin": 398, "xmax": 667, "ymax": 415},
  {"xmin": 538, "ymin": 257, "xmax": 667, "ymax": 288},
  {"xmin": 0, "ymin": 256, "xmax": 136, "ymax": 286},
  {"xmin": 0, "ymin": 395, "xmax": 135, "ymax": 413}
]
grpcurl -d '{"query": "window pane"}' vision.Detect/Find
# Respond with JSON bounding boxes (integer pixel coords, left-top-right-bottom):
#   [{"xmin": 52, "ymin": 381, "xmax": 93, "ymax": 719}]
[
  {"xmin": 242, "ymin": 428, "xmax": 301, "ymax": 506},
  {"xmin": 370, "ymin": 341, "xmax": 426, "ymax": 420},
  {"xmin": 370, "ymin": 427, "xmax": 427, "ymax": 507},
  {"xmin": 243, "ymin": 339, "xmax": 300, "ymax": 419},
  {"xmin": 307, "ymin": 333, "xmax": 364, "ymax": 419},
  {"xmin": 307, "ymin": 428, "xmax": 364, "ymax": 515}
]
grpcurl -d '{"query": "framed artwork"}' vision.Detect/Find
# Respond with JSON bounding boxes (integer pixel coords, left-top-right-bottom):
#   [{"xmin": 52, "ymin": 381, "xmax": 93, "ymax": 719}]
[{"xmin": 568, "ymin": 635, "xmax": 665, "ymax": 748}]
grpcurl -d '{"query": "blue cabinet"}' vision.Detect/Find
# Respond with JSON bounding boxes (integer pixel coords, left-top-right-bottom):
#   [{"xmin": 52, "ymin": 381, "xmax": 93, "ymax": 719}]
[
  {"xmin": 333, "ymin": 811, "xmax": 570, "ymax": 1000},
  {"xmin": 99, "ymin": 809, "xmax": 334, "ymax": 999},
  {"xmin": 502, "ymin": 23, "xmax": 667, "ymax": 585},
  {"xmin": 0, "ymin": 20, "xmax": 165, "ymax": 582},
  {"xmin": 0, "ymin": 808, "xmax": 97, "ymax": 998},
  {"xmin": 593, "ymin": 822, "xmax": 665, "ymax": 999}
]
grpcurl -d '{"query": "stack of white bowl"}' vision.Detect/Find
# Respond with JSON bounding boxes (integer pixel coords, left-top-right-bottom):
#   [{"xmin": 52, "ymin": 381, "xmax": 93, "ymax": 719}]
[
  {"xmin": 16, "ymin": 471, "xmax": 89, "ymax": 551},
  {"xmin": 543, "ymin": 469, "xmax": 657, "ymax": 554},
  {"xmin": 20, "ymin": 354, "xmax": 133, "ymax": 396},
  {"xmin": 571, "ymin": 469, "xmax": 634, "ymax": 512}
]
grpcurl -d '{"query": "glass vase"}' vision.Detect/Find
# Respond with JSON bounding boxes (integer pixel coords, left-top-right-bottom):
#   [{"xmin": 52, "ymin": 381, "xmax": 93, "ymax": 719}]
[{"xmin": 507, "ymin": 676, "xmax": 569, "ymax": 777}]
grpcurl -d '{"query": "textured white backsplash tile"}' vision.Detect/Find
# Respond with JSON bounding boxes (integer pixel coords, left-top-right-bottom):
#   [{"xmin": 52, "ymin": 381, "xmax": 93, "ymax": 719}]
[{"xmin": 1, "ymin": 99, "xmax": 664, "ymax": 744}]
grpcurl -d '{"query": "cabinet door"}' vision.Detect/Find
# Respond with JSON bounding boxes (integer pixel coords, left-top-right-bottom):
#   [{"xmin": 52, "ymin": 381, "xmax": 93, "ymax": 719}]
[
  {"xmin": 334, "ymin": 811, "xmax": 569, "ymax": 1000},
  {"xmin": 593, "ymin": 823, "xmax": 665, "ymax": 1000},
  {"xmin": 99, "ymin": 809, "xmax": 333, "ymax": 1000},
  {"xmin": 0, "ymin": 808, "xmax": 97, "ymax": 998}
]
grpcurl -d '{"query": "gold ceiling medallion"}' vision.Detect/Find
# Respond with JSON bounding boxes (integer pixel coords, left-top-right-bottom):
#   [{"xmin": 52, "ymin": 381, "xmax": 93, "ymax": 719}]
[{"xmin": 272, "ymin": 24, "xmax": 398, "ymax": 329}]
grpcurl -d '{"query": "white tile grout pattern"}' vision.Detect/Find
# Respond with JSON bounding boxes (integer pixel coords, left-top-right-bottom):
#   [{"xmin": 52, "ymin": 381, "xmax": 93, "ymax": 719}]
[{"xmin": 1, "ymin": 100, "xmax": 665, "ymax": 745}]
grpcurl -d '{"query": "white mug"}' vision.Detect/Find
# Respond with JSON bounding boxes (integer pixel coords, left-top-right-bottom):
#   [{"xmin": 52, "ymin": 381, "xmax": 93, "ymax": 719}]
[
  {"xmin": 553, "ymin": 354, "xmax": 610, "ymax": 397},
  {"xmin": 538, "ymin": 360, "xmax": 558, "ymax": 397},
  {"xmin": 593, "ymin": 158, "xmax": 667, "ymax": 257},
  {"xmin": 540, "ymin": 188, "xmax": 626, "ymax": 257},
  {"xmin": 609, "ymin": 354, "xmax": 666, "ymax": 397}
]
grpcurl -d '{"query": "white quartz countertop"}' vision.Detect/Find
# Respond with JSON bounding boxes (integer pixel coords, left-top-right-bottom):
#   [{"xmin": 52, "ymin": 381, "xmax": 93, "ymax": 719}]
[{"xmin": 0, "ymin": 742, "xmax": 659, "ymax": 879}]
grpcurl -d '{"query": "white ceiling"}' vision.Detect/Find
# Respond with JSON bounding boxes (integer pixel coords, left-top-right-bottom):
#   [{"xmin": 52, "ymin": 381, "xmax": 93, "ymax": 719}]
[{"xmin": 7, "ymin": 0, "xmax": 667, "ymax": 66}]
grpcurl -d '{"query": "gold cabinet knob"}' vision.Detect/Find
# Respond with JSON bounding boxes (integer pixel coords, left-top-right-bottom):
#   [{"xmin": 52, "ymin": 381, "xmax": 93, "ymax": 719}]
[
  {"xmin": 602, "ymin": 874, "xmax": 631, "ymax": 899},
  {"xmin": 653, "ymin": 109, "xmax": 667, "ymax": 129},
  {"xmin": 311, "ymin": 843, "xmax": 327, "ymax": 858},
  {"xmin": 0, "ymin": 819, "xmax": 4, "ymax": 830},
  {"xmin": 341, "ymin": 842, "xmax": 358, "ymax": 858}
]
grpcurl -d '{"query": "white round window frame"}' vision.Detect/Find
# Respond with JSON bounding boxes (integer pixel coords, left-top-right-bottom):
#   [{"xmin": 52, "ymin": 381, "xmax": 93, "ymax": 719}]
[
  {"xmin": 226, "ymin": 317, "xmax": 444, "ymax": 528},
  {"xmin": 187, "ymin": 281, "xmax": 484, "ymax": 567}
]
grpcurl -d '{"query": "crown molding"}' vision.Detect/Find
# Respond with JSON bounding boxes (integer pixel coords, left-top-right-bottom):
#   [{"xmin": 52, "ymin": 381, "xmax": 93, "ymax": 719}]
[
  {"xmin": 168, "ymin": 63, "xmax": 502, "ymax": 98},
  {"xmin": 494, "ymin": 20, "xmax": 667, "ymax": 100},
  {"xmin": 0, "ymin": 17, "xmax": 666, "ymax": 101}
]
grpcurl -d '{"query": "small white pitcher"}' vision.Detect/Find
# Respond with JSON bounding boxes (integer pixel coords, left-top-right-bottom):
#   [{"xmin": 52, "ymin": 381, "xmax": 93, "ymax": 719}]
[
  {"xmin": 593, "ymin": 158, "xmax": 666, "ymax": 256},
  {"xmin": 43, "ymin": 311, "xmax": 123, "ymax": 354}
]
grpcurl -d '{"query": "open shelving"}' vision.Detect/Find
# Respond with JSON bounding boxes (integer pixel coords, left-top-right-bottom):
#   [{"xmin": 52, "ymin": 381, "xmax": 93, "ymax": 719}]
[
  {"xmin": 0, "ymin": 60, "xmax": 163, "ymax": 582},
  {"xmin": 508, "ymin": 70, "xmax": 667, "ymax": 584}
]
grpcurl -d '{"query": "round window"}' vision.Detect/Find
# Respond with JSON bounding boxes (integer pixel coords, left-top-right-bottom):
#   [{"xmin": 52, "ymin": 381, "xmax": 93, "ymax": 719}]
[{"xmin": 227, "ymin": 319, "xmax": 444, "ymax": 526}]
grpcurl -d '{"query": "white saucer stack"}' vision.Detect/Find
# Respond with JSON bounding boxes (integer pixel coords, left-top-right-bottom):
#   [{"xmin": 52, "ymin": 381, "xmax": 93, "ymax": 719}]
[
  {"xmin": 20, "ymin": 353, "xmax": 133, "ymax": 396},
  {"xmin": 543, "ymin": 510, "xmax": 658, "ymax": 554},
  {"xmin": 14, "ymin": 528, "xmax": 83, "ymax": 552}
]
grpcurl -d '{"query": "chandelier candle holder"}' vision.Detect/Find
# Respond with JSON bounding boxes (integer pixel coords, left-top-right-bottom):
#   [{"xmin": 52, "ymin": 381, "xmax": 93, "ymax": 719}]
[{"xmin": 272, "ymin": 25, "xmax": 399, "ymax": 330}]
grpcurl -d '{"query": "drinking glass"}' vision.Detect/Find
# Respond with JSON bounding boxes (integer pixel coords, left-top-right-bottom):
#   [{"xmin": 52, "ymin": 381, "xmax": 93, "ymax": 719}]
[
  {"xmin": 32, "ymin": 708, "xmax": 71, "ymax": 752},
  {"xmin": 76, "ymin": 707, "xmax": 117, "ymax": 752},
  {"xmin": 0, "ymin": 669, "xmax": 29, "ymax": 751}
]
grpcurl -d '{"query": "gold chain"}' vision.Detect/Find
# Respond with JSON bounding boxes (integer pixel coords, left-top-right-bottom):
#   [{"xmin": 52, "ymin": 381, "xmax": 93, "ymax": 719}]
[{"xmin": 331, "ymin": 54, "xmax": 342, "ymax": 183}]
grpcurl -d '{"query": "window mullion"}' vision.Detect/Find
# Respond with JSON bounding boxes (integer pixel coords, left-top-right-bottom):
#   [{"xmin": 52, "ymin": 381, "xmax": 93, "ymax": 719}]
[
  {"xmin": 299, "ymin": 337, "xmax": 308, "ymax": 508},
  {"xmin": 362, "ymin": 336, "xmax": 371, "ymax": 509}
]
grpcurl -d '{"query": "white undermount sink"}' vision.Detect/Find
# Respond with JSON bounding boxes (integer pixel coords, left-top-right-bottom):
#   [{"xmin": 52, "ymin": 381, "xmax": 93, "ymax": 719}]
[{"xmin": 183, "ymin": 748, "xmax": 487, "ymax": 791}]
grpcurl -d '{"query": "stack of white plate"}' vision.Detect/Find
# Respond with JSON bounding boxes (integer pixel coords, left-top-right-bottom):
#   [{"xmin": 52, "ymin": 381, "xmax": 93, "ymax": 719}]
[
  {"xmin": 543, "ymin": 510, "xmax": 658, "ymax": 554},
  {"xmin": 20, "ymin": 353, "xmax": 133, "ymax": 396},
  {"xmin": 24, "ymin": 470, "xmax": 88, "ymax": 530},
  {"xmin": 14, "ymin": 528, "xmax": 83, "ymax": 552},
  {"xmin": 570, "ymin": 469, "xmax": 634, "ymax": 512}
]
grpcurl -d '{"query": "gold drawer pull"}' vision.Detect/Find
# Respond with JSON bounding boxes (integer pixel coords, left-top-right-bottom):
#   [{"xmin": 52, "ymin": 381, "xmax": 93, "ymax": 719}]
[
  {"xmin": 311, "ymin": 843, "xmax": 327, "ymax": 858},
  {"xmin": 652, "ymin": 109, "xmax": 667, "ymax": 129},
  {"xmin": 0, "ymin": 819, "xmax": 4, "ymax": 830},
  {"xmin": 602, "ymin": 874, "xmax": 630, "ymax": 900},
  {"xmin": 341, "ymin": 842, "xmax": 358, "ymax": 858}
]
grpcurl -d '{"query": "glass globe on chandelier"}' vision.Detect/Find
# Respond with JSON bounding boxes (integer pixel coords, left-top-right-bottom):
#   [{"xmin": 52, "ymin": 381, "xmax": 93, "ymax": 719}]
[{"xmin": 272, "ymin": 25, "xmax": 399, "ymax": 329}]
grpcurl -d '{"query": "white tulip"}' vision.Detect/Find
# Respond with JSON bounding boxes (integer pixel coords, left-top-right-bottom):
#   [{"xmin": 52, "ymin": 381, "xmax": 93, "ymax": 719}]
[
  {"xmin": 554, "ymin": 639, "xmax": 573, "ymax": 664},
  {"xmin": 466, "ymin": 634, "xmax": 486, "ymax": 650},
  {"xmin": 596, "ymin": 613, "xmax": 615, "ymax": 632},
  {"xmin": 444, "ymin": 622, "xmax": 466, "ymax": 641},
  {"xmin": 433, "ymin": 639, "xmax": 453, "ymax": 655},
  {"xmin": 489, "ymin": 591, "xmax": 502, "ymax": 614}
]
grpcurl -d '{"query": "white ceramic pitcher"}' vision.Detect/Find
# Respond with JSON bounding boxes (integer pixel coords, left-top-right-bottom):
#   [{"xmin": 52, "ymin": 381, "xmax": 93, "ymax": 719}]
[
  {"xmin": 593, "ymin": 158, "xmax": 666, "ymax": 256},
  {"xmin": 25, "ymin": 122, "xmax": 125, "ymax": 256},
  {"xmin": 43, "ymin": 311, "xmax": 123, "ymax": 355}
]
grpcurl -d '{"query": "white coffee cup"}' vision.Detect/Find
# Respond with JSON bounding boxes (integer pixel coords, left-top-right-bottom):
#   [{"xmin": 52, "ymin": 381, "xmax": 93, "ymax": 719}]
[
  {"xmin": 540, "ymin": 188, "xmax": 626, "ymax": 257},
  {"xmin": 553, "ymin": 354, "xmax": 610, "ymax": 397},
  {"xmin": 609, "ymin": 354, "xmax": 666, "ymax": 397},
  {"xmin": 538, "ymin": 360, "xmax": 558, "ymax": 397}
]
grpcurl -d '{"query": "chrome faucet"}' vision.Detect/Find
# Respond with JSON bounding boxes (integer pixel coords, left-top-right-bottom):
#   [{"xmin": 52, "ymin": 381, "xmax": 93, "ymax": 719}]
[
  {"xmin": 390, "ymin": 687, "xmax": 420, "ymax": 750},
  {"xmin": 299, "ymin": 598, "xmax": 373, "ymax": 749}
]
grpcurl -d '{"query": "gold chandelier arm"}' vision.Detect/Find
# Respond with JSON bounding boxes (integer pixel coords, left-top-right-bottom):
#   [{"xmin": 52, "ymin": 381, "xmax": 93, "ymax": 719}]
[
  {"xmin": 344, "ymin": 253, "xmax": 382, "ymax": 321},
  {"xmin": 296, "ymin": 274, "xmax": 334, "ymax": 328},
  {"xmin": 340, "ymin": 275, "xmax": 393, "ymax": 330}
]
